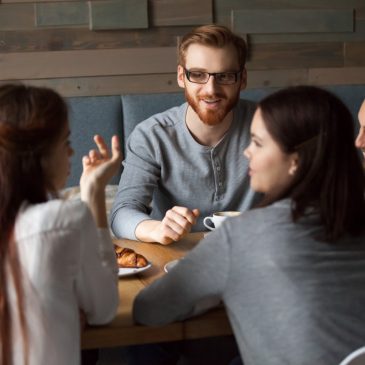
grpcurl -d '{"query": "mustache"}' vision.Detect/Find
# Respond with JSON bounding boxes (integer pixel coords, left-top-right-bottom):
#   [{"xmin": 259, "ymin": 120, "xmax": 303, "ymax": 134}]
[{"xmin": 198, "ymin": 93, "xmax": 226, "ymax": 100}]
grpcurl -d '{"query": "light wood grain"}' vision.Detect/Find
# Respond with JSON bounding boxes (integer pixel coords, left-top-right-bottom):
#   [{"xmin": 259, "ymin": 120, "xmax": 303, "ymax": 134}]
[
  {"xmin": 81, "ymin": 232, "xmax": 233, "ymax": 349},
  {"xmin": 0, "ymin": 47, "xmax": 177, "ymax": 80}
]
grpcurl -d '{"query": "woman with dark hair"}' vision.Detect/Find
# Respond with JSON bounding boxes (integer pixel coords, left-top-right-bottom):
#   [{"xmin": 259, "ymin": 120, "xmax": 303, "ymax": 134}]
[
  {"xmin": 0, "ymin": 84, "xmax": 121, "ymax": 365},
  {"xmin": 133, "ymin": 86, "xmax": 365, "ymax": 365}
]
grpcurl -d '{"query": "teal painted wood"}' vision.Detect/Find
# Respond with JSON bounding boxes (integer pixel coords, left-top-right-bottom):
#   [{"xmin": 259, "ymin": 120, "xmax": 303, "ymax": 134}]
[
  {"xmin": 35, "ymin": 2, "xmax": 88, "ymax": 27},
  {"xmin": 89, "ymin": 0, "xmax": 148, "ymax": 30},
  {"xmin": 232, "ymin": 9, "xmax": 354, "ymax": 34}
]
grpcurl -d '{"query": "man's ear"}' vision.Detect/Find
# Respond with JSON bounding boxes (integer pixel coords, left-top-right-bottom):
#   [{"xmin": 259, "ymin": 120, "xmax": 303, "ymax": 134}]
[
  {"xmin": 289, "ymin": 153, "xmax": 299, "ymax": 176},
  {"xmin": 239, "ymin": 68, "xmax": 247, "ymax": 91},
  {"xmin": 177, "ymin": 65, "xmax": 185, "ymax": 89}
]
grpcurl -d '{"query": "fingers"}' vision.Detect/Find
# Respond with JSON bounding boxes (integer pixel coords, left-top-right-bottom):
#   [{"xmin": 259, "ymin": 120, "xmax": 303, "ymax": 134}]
[
  {"xmin": 111, "ymin": 135, "xmax": 122, "ymax": 162},
  {"xmin": 92, "ymin": 134, "xmax": 122, "ymax": 163},
  {"xmin": 157, "ymin": 206, "xmax": 199, "ymax": 243},
  {"xmin": 93, "ymin": 135, "xmax": 109, "ymax": 159}
]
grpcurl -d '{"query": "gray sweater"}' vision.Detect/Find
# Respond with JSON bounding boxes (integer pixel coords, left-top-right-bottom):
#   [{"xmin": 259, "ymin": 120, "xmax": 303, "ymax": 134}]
[
  {"xmin": 110, "ymin": 100, "xmax": 257, "ymax": 239},
  {"xmin": 133, "ymin": 199, "xmax": 365, "ymax": 365}
]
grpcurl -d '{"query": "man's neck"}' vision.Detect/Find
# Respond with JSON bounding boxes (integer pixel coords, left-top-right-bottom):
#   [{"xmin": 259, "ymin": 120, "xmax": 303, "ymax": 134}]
[{"xmin": 185, "ymin": 106, "xmax": 234, "ymax": 147}]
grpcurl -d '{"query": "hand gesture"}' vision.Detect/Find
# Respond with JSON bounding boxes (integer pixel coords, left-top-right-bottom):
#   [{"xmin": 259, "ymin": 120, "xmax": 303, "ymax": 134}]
[{"xmin": 80, "ymin": 135, "xmax": 122, "ymax": 193}]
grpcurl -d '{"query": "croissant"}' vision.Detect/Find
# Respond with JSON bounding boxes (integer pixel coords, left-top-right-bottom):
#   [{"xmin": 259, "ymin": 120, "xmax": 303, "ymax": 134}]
[{"xmin": 115, "ymin": 246, "xmax": 148, "ymax": 268}]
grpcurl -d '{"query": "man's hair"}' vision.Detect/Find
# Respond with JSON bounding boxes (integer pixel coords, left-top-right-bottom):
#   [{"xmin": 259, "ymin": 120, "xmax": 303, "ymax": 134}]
[
  {"xmin": 258, "ymin": 85, "xmax": 365, "ymax": 241},
  {"xmin": 178, "ymin": 24, "xmax": 247, "ymax": 70}
]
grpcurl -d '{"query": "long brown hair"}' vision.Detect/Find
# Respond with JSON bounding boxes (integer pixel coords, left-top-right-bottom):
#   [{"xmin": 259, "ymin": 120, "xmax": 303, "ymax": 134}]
[
  {"xmin": 0, "ymin": 83, "xmax": 68, "ymax": 364},
  {"xmin": 258, "ymin": 85, "xmax": 365, "ymax": 241}
]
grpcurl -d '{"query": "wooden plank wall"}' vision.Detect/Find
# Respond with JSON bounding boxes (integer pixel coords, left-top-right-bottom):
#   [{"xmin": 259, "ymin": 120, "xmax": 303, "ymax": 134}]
[{"xmin": 0, "ymin": 0, "xmax": 364, "ymax": 97}]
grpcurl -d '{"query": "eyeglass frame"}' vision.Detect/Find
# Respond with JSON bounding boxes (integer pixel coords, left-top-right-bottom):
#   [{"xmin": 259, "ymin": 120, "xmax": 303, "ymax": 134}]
[{"xmin": 183, "ymin": 67, "xmax": 243, "ymax": 85}]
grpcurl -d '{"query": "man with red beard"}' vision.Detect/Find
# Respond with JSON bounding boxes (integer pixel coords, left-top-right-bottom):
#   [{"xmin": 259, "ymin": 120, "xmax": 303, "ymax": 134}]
[{"xmin": 111, "ymin": 24, "xmax": 258, "ymax": 245}]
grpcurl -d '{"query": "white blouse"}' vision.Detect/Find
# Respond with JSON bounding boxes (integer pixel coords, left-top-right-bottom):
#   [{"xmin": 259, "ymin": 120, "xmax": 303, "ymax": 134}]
[{"xmin": 11, "ymin": 199, "xmax": 119, "ymax": 365}]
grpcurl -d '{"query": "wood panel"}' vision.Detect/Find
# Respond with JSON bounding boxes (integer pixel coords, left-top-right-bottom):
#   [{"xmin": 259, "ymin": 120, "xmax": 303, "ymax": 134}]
[
  {"xmin": 249, "ymin": 20, "xmax": 365, "ymax": 44},
  {"xmin": 35, "ymin": 2, "xmax": 88, "ymax": 27},
  {"xmin": 0, "ymin": 3, "xmax": 34, "ymax": 30},
  {"xmin": 247, "ymin": 42, "xmax": 343, "ymax": 70},
  {"xmin": 0, "ymin": 47, "xmax": 177, "ymax": 79},
  {"xmin": 89, "ymin": 0, "xmax": 148, "ymax": 30},
  {"xmin": 214, "ymin": 0, "xmax": 363, "ymax": 27},
  {"xmin": 0, "ymin": 27, "xmax": 192, "ymax": 52},
  {"xmin": 232, "ymin": 9, "xmax": 353, "ymax": 34},
  {"xmin": 247, "ymin": 68, "xmax": 308, "ymax": 88},
  {"xmin": 0, "ymin": 73, "xmax": 181, "ymax": 97},
  {"xmin": 345, "ymin": 41, "xmax": 365, "ymax": 66},
  {"xmin": 309, "ymin": 66, "xmax": 365, "ymax": 85},
  {"xmin": 150, "ymin": 0, "xmax": 212, "ymax": 27}
]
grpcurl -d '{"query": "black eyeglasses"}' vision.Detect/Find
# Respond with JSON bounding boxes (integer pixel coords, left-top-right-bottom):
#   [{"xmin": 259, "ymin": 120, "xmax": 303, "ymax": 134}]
[{"xmin": 184, "ymin": 68, "xmax": 241, "ymax": 85}]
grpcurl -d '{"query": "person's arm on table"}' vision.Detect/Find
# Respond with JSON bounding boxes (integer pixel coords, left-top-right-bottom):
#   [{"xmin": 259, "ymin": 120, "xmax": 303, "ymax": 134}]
[
  {"xmin": 135, "ymin": 206, "xmax": 200, "ymax": 245},
  {"xmin": 110, "ymin": 126, "xmax": 199, "ymax": 244},
  {"xmin": 133, "ymin": 226, "xmax": 230, "ymax": 325}
]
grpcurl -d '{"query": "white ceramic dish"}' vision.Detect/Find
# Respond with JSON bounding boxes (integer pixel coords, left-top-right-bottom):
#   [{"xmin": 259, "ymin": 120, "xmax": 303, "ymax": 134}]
[
  {"xmin": 118, "ymin": 262, "xmax": 152, "ymax": 277},
  {"xmin": 164, "ymin": 259, "xmax": 180, "ymax": 273}
]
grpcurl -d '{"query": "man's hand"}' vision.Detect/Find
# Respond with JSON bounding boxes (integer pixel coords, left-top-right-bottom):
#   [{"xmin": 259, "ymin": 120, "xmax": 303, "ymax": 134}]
[{"xmin": 135, "ymin": 206, "xmax": 200, "ymax": 245}]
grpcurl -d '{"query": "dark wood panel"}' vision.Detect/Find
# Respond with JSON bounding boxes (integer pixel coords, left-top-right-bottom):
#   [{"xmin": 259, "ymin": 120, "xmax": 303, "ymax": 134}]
[
  {"xmin": 0, "ymin": 3, "xmax": 34, "ymax": 30},
  {"xmin": 214, "ymin": 0, "xmax": 364, "ymax": 27},
  {"xmin": 233, "ymin": 9, "xmax": 353, "ymax": 34},
  {"xmin": 0, "ymin": 47, "xmax": 177, "ymax": 79},
  {"xmin": 151, "ymin": 0, "xmax": 212, "ymax": 26},
  {"xmin": 345, "ymin": 41, "xmax": 365, "ymax": 66},
  {"xmin": 249, "ymin": 20, "xmax": 365, "ymax": 44},
  {"xmin": 247, "ymin": 42, "xmax": 343, "ymax": 70},
  {"xmin": 89, "ymin": 0, "xmax": 148, "ymax": 30},
  {"xmin": 309, "ymin": 66, "xmax": 365, "ymax": 85},
  {"xmin": 35, "ymin": 2, "xmax": 88, "ymax": 27},
  {"xmin": 0, "ymin": 27, "xmax": 193, "ymax": 52},
  {"xmin": 3, "ymin": 0, "xmax": 82, "ymax": 2}
]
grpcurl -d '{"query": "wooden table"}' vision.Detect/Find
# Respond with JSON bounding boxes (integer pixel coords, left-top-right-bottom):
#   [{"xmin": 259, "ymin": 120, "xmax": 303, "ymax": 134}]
[{"xmin": 81, "ymin": 232, "xmax": 233, "ymax": 349}]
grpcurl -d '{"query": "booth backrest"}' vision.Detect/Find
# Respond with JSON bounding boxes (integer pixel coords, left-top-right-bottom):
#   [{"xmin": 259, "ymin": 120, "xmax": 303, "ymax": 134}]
[{"xmin": 65, "ymin": 85, "xmax": 365, "ymax": 187}]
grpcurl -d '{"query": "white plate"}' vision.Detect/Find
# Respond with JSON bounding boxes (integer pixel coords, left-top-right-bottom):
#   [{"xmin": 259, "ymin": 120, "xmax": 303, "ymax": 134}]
[
  {"xmin": 164, "ymin": 259, "xmax": 180, "ymax": 273},
  {"xmin": 118, "ymin": 262, "xmax": 152, "ymax": 277}
]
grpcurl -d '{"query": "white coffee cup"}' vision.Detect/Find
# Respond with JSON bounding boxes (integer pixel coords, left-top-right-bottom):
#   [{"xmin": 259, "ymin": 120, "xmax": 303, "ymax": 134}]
[{"xmin": 203, "ymin": 211, "xmax": 241, "ymax": 231}]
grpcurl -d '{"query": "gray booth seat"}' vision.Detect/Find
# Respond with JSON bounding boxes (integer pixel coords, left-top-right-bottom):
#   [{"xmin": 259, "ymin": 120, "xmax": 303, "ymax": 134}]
[
  {"xmin": 67, "ymin": 96, "xmax": 123, "ymax": 186},
  {"xmin": 65, "ymin": 85, "xmax": 365, "ymax": 187}
]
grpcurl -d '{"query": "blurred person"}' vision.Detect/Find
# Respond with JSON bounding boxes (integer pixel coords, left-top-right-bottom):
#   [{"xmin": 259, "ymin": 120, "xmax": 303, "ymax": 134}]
[
  {"xmin": 355, "ymin": 98, "xmax": 365, "ymax": 157},
  {"xmin": 111, "ymin": 24, "xmax": 258, "ymax": 245},
  {"xmin": 133, "ymin": 86, "xmax": 365, "ymax": 365},
  {"xmin": 0, "ymin": 84, "xmax": 121, "ymax": 365}
]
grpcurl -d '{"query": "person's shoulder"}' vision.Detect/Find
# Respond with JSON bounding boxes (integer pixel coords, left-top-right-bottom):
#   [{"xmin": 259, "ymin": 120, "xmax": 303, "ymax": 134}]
[
  {"xmin": 16, "ymin": 199, "xmax": 91, "ymax": 238},
  {"xmin": 133, "ymin": 103, "xmax": 187, "ymax": 133},
  {"xmin": 236, "ymin": 98, "xmax": 257, "ymax": 113}
]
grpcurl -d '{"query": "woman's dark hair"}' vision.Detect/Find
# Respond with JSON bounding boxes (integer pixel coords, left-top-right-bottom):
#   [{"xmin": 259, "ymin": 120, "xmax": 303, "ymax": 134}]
[
  {"xmin": 0, "ymin": 83, "xmax": 68, "ymax": 365},
  {"xmin": 258, "ymin": 85, "xmax": 365, "ymax": 241}
]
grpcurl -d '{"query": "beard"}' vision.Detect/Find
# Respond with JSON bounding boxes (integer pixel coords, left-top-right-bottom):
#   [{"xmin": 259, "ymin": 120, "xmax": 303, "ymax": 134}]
[{"xmin": 185, "ymin": 88, "xmax": 240, "ymax": 126}]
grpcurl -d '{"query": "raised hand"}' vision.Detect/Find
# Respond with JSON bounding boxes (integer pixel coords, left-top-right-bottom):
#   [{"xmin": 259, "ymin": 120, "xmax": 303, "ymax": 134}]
[
  {"xmin": 80, "ymin": 135, "xmax": 122, "ymax": 228},
  {"xmin": 80, "ymin": 135, "xmax": 122, "ymax": 191}
]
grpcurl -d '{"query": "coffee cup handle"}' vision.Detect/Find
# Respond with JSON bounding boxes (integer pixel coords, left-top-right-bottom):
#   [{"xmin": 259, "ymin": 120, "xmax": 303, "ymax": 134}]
[{"xmin": 203, "ymin": 216, "xmax": 215, "ymax": 231}]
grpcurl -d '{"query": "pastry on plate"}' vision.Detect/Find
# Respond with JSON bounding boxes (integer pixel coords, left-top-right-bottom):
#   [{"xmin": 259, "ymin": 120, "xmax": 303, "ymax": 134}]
[{"xmin": 115, "ymin": 246, "xmax": 148, "ymax": 268}]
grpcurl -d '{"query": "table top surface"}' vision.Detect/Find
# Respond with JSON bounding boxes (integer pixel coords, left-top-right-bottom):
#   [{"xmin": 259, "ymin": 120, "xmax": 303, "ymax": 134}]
[{"xmin": 81, "ymin": 232, "xmax": 232, "ymax": 349}]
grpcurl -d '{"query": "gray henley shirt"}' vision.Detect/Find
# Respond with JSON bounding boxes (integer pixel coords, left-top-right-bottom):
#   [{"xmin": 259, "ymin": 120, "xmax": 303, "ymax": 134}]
[{"xmin": 110, "ymin": 99, "xmax": 258, "ymax": 240}]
